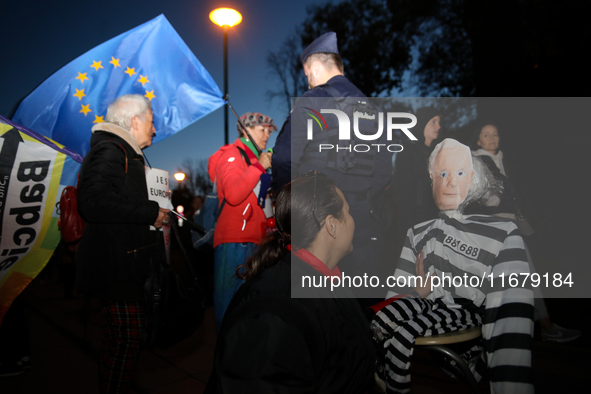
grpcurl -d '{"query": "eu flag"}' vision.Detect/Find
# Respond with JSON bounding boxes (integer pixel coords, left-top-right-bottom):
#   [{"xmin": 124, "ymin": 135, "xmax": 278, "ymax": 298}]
[{"xmin": 12, "ymin": 14, "xmax": 224, "ymax": 157}]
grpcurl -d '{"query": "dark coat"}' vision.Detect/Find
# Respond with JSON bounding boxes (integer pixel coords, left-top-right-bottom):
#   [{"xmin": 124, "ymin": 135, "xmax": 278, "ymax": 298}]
[
  {"xmin": 271, "ymin": 75, "xmax": 393, "ymax": 287},
  {"xmin": 272, "ymin": 75, "xmax": 391, "ymax": 196},
  {"xmin": 206, "ymin": 253, "xmax": 377, "ymax": 394},
  {"xmin": 75, "ymin": 127, "xmax": 161, "ymax": 300},
  {"xmin": 469, "ymin": 154, "xmax": 519, "ymax": 215},
  {"xmin": 391, "ymin": 106, "xmax": 441, "ymax": 241},
  {"xmin": 392, "ymin": 140, "xmax": 439, "ymax": 238}
]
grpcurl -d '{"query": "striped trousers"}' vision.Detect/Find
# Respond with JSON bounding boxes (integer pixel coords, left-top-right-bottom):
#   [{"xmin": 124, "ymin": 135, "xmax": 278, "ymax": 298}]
[
  {"xmin": 372, "ymin": 297, "xmax": 483, "ymax": 393},
  {"xmin": 372, "ymin": 297, "xmax": 533, "ymax": 393}
]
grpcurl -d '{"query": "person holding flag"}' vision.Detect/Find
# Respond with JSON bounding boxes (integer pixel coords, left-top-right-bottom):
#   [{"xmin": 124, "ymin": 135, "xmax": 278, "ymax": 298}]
[
  {"xmin": 2, "ymin": 17, "xmax": 225, "ymax": 388},
  {"xmin": 3, "ymin": 15, "xmax": 224, "ymax": 327},
  {"xmin": 75, "ymin": 94, "xmax": 169, "ymax": 393},
  {"xmin": 208, "ymin": 112, "xmax": 276, "ymax": 330}
]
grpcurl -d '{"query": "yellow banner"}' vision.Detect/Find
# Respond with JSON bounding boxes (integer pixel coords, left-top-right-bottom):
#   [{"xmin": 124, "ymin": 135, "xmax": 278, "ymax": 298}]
[{"xmin": 0, "ymin": 121, "xmax": 74, "ymax": 325}]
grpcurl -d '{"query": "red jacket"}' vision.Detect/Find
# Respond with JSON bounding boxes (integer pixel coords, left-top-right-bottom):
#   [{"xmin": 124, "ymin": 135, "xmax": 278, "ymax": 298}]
[{"xmin": 208, "ymin": 139, "xmax": 267, "ymax": 247}]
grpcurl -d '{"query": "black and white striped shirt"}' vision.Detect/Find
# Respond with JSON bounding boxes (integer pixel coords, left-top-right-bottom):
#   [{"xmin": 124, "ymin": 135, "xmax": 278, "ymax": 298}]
[
  {"xmin": 388, "ymin": 212, "xmax": 533, "ymax": 310},
  {"xmin": 384, "ymin": 211, "xmax": 535, "ymax": 392}
]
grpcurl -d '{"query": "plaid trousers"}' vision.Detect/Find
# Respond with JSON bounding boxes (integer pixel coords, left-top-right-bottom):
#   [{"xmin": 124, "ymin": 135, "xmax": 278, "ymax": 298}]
[{"xmin": 99, "ymin": 301, "xmax": 147, "ymax": 393}]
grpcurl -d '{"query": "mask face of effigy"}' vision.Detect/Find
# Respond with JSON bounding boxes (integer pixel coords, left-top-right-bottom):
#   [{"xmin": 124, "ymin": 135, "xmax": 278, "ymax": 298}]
[{"xmin": 431, "ymin": 146, "xmax": 473, "ymax": 211}]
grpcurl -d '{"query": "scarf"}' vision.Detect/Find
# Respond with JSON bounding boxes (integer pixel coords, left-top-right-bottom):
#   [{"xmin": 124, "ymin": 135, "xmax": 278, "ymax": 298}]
[{"xmin": 288, "ymin": 245, "xmax": 342, "ymax": 278}]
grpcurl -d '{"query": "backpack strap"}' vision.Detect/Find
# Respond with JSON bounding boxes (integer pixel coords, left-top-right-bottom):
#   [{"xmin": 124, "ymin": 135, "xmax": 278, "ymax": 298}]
[
  {"xmin": 215, "ymin": 145, "xmax": 252, "ymax": 220},
  {"xmin": 236, "ymin": 145, "xmax": 252, "ymax": 165}
]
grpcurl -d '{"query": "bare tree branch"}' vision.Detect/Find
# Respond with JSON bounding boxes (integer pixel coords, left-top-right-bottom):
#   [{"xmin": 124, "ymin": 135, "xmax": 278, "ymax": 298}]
[{"xmin": 266, "ymin": 31, "xmax": 308, "ymax": 112}]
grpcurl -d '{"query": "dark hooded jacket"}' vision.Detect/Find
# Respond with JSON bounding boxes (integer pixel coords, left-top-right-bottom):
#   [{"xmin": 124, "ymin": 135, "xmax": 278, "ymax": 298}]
[{"xmin": 75, "ymin": 123, "xmax": 162, "ymax": 301}]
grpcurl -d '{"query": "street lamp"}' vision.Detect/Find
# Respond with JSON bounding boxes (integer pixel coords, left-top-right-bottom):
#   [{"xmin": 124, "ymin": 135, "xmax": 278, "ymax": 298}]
[
  {"xmin": 209, "ymin": 7, "xmax": 242, "ymax": 145},
  {"xmin": 174, "ymin": 172, "xmax": 186, "ymax": 182},
  {"xmin": 173, "ymin": 172, "xmax": 186, "ymax": 226}
]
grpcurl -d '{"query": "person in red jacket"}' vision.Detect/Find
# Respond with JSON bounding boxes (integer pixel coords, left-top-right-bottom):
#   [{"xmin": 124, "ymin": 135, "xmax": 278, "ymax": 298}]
[{"xmin": 208, "ymin": 112, "xmax": 276, "ymax": 329}]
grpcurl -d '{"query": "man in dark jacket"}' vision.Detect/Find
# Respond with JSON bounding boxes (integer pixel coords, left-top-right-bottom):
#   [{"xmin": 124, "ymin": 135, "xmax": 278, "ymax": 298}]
[
  {"xmin": 272, "ymin": 32, "xmax": 392, "ymax": 298},
  {"xmin": 76, "ymin": 94, "xmax": 169, "ymax": 393}
]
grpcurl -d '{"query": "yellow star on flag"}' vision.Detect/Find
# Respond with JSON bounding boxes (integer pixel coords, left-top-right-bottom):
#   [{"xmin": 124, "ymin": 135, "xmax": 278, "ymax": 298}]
[
  {"xmin": 73, "ymin": 88, "xmax": 86, "ymax": 101},
  {"xmin": 138, "ymin": 75, "xmax": 150, "ymax": 87},
  {"xmin": 93, "ymin": 115, "xmax": 105, "ymax": 124},
  {"xmin": 76, "ymin": 72, "xmax": 89, "ymax": 84},
  {"xmin": 124, "ymin": 67, "xmax": 136, "ymax": 77},
  {"xmin": 90, "ymin": 60, "xmax": 104, "ymax": 71},
  {"xmin": 80, "ymin": 104, "xmax": 92, "ymax": 116},
  {"xmin": 109, "ymin": 57, "xmax": 121, "ymax": 68},
  {"xmin": 144, "ymin": 90, "xmax": 156, "ymax": 101}
]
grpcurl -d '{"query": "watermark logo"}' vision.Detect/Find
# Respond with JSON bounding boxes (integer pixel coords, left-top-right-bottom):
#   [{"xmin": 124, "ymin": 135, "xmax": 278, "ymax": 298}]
[
  {"xmin": 305, "ymin": 106, "xmax": 419, "ymax": 153},
  {"xmin": 304, "ymin": 107, "xmax": 328, "ymax": 135}
]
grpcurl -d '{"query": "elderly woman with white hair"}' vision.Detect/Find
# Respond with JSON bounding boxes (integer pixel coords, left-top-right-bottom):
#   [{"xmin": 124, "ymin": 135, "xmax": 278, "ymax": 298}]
[
  {"xmin": 372, "ymin": 139, "xmax": 534, "ymax": 394},
  {"xmin": 76, "ymin": 94, "xmax": 169, "ymax": 393}
]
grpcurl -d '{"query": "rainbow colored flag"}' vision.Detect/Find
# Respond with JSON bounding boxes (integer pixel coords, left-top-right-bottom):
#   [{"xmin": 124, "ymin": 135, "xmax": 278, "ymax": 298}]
[{"xmin": 0, "ymin": 115, "xmax": 80, "ymax": 325}]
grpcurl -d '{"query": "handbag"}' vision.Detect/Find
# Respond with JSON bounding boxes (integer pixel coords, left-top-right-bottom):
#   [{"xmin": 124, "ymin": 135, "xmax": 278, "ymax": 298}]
[
  {"xmin": 59, "ymin": 140, "xmax": 127, "ymax": 243},
  {"xmin": 56, "ymin": 140, "xmax": 127, "ymax": 243},
  {"xmin": 57, "ymin": 186, "xmax": 86, "ymax": 243},
  {"xmin": 144, "ymin": 212, "xmax": 206, "ymax": 349}
]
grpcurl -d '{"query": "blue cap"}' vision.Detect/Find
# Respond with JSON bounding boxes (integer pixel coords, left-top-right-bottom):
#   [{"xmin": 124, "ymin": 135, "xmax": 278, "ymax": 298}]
[{"xmin": 300, "ymin": 32, "xmax": 339, "ymax": 65}]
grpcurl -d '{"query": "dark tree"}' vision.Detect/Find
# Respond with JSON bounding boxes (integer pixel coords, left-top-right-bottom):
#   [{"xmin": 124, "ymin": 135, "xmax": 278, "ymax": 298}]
[
  {"xmin": 266, "ymin": 31, "xmax": 308, "ymax": 112},
  {"xmin": 266, "ymin": 0, "xmax": 477, "ymax": 102},
  {"xmin": 175, "ymin": 159, "xmax": 212, "ymax": 199},
  {"xmin": 410, "ymin": 0, "xmax": 475, "ymax": 96},
  {"xmin": 268, "ymin": 0, "xmax": 591, "ymax": 102},
  {"xmin": 463, "ymin": 0, "xmax": 591, "ymax": 97},
  {"xmin": 171, "ymin": 159, "xmax": 212, "ymax": 218},
  {"xmin": 299, "ymin": 0, "xmax": 412, "ymax": 97}
]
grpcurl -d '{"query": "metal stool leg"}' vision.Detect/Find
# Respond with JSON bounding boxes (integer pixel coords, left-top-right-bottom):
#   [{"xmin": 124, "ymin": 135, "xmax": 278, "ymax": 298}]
[{"xmin": 424, "ymin": 345, "xmax": 480, "ymax": 394}]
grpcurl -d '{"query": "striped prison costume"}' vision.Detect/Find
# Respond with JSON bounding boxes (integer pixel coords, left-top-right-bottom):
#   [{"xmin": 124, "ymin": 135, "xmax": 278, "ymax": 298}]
[{"xmin": 372, "ymin": 212, "xmax": 534, "ymax": 393}]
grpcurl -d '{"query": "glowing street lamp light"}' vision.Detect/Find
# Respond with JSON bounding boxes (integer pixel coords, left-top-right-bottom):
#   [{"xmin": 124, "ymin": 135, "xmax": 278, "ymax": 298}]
[
  {"xmin": 209, "ymin": 8, "xmax": 242, "ymax": 27},
  {"xmin": 174, "ymin": 172, "xmax": 186, "ymax": 182},
  {"xmin": 209, "ymin": 7, "xmax": 242, "ymax": 145}
]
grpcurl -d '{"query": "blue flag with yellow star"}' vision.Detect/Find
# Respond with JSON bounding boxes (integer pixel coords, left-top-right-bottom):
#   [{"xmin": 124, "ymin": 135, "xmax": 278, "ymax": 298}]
[{"xmin": 12, "ymin": 14, "xmax": 224, "ymax": 157}]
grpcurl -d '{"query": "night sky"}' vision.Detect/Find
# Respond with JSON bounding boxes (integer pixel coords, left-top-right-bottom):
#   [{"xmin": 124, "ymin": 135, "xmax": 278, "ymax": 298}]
[{"xmin": 0, "ymin": 0, "xmax": 334, "ymax": 176}]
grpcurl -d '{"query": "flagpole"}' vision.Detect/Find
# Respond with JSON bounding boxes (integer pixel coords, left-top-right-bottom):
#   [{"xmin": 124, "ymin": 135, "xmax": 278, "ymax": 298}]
[
  {"xmin": 223, "ymin": 26, "xmax": 229, "ymax": 145},
  {"xmin": 225, "ymin": 98, "xmax": 261, "ymax": 154}
]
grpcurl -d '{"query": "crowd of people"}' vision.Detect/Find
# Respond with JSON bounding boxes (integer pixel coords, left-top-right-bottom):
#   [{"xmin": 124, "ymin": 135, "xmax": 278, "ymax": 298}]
[{"xmin": 1, "ymin": 31, "xmax": 582, "ymax": 394}]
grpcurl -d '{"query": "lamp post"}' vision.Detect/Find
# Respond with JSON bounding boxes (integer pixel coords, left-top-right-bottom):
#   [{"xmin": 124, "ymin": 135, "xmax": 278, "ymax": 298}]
[
  {"xmin": 173, "ymin": 172, "xmax": 186, "ymax": 182},
  {"xmin": 173, "ymin": 172, "xmax": 186, "ymax": 226},
  {"xmin": 209, "ymin": 7, "xmax": 242, "ymax": 145}
]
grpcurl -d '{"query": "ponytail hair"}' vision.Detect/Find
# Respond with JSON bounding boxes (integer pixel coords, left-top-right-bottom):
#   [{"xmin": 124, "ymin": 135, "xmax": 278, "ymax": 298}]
[
  {"xmin": 236, "ymin": 172, "xmax": 341, "ymax": 281},
  {"xmin": 236, "ymin": 230, "xmax": 290, "ymax": 281},
  {"xmin": 236, "ymin": 182, "xmax": 292, "ymax": 281}
]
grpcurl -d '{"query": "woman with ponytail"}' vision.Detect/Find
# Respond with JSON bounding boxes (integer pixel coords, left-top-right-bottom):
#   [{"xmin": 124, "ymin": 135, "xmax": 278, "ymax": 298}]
[{"xmin": 206, "ymin": 172, "xmax": 376, "ymax": 394}]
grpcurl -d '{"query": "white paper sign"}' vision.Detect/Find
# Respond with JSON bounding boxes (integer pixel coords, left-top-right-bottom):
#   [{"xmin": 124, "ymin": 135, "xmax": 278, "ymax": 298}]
[
  {"xmin": 145, "ymin": 166, "xmax": 173, "ymax": 264},
  {"xmin": 145, "ymin": 167, "xmax": 173, "ymax": 210}
]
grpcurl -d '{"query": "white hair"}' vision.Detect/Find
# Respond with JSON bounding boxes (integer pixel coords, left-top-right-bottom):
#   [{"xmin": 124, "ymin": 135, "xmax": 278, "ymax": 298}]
[
  {"xmin": 105, "ymin": 94, "xmax": 151, "ymax": 130},
  {"xmin": 465, "ymin": 156, "xmax": 504, "ymax": 210}
]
